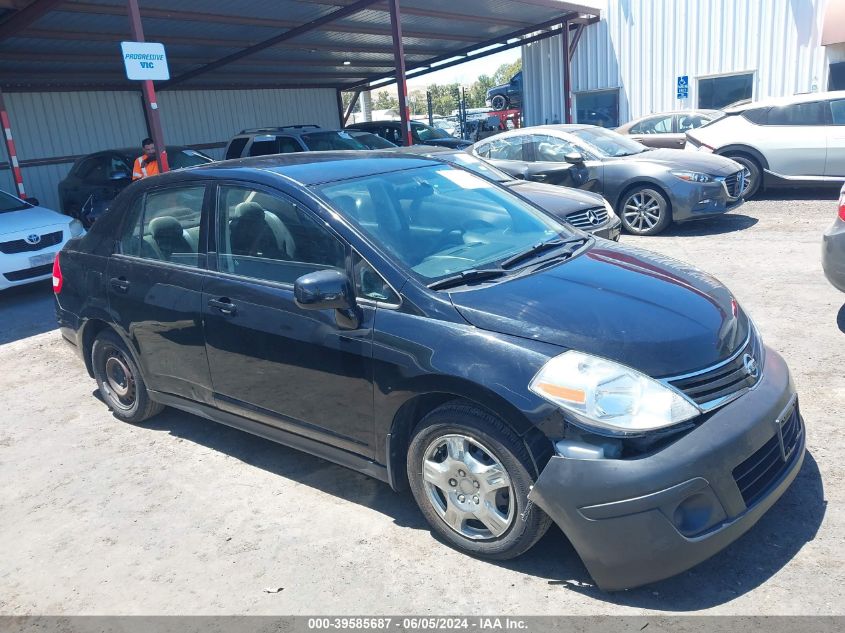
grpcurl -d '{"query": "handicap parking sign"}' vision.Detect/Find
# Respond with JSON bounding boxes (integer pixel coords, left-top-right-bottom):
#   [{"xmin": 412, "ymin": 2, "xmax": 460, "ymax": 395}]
[{"xmin": 677, "ymin": 75, "xmax": 689, "ymax": 99}]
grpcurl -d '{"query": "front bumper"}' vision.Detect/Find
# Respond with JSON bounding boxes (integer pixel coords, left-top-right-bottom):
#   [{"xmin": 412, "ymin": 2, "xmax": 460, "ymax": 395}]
[
  {"xmin": 822, "ymin": 217, "xmax": 845, "ymax": 293},
  {"xmin": 592, "ymin": 215, "xmax": 622, "ymax": 241},
  {"xmin": 529, "ymin": 347, "xmax": 804, "ymax": 591},
  {"xmin": 670, "ymin": 178, "xmax": 745, "ymax": 223}
]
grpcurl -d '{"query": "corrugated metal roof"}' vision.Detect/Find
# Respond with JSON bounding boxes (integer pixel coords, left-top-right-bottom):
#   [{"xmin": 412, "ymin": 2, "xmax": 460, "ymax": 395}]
[{"xmin": 0, "ymin": 0, "xmax": 598, "ymax": 92}]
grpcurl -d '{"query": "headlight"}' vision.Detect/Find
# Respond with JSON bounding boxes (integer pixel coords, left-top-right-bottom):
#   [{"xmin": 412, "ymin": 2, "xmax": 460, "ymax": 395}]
[
  {"xmin": 529, "ymin": 351, "xmax": 700, "ymax": 435},
  {"xmin": 69, "ymin": 219, "xmax": 85, "ymax": 237},
  {"xmin": 602, "ymin": 198, "xmax": 617, "ymax": 218},
  {"xmin": 671, "ymin": 170, "xmax": 713, "ymax": 183}
]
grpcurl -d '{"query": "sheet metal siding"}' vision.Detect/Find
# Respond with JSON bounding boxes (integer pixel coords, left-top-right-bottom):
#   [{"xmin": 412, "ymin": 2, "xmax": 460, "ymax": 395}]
[
  {"xmin": 157, "ymin": 88, "xmax": 341, "ymax": 146},
  {"xmin": 523, "ymin": 0, "xmax": 832, "ymax": 127},
  {"xmin": 0, "ymin": 88, "xmax": 339, "ymax": 209}
]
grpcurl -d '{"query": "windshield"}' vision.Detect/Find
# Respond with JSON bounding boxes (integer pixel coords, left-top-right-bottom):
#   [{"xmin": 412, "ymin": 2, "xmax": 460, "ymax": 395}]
[
  {"xmin": 570, "ymin": 127, "xmax": 648, "ymax": 157},
  {"xmin": 301, "ymin": 131, "xmax": 368, "ymax": 151},
  {"xmin": 0, "ymin": 190, "xmax": 31, "ymax": 213},
  {"xmin": 169, "ymin": 149, "xmax": 213, "ymax": 169},
  {"xmin": 412, "ymin": 122, "xmax": 452, "ymax": 141},
  {"xmin": 439, "ymin": 152, "xmax": 512, "ymax": 183},
  {"xmin": 317, "ymin": 165, "xmax": 570, "ymax": 282},
  {"xmin": 349, "ymin": 131, "xmax": 397, "ymax": 149}
]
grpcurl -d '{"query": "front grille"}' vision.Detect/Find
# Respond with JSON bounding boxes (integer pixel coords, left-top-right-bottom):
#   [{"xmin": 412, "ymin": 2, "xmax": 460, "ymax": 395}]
[
  {"xmin": 566, "ymin": 206, "xmax": 608, "ymax": 229},
  {"xmin": 0, "ymin": 230, "xmax": 63, "ymax": 254},
  {"xmin": 666, "ymin": 330, "xmax": 763, "ymax": 409},
  {"xmin": 3, "ymin": 263, "xmax": 53, "ymax": 282},
  {"xmin": 722, "ymin": 170, "xmax": 745, "ymax": 199},
  {"xmin": 733, "ymin": 400, "xmax": 803, "ymax": 507}
]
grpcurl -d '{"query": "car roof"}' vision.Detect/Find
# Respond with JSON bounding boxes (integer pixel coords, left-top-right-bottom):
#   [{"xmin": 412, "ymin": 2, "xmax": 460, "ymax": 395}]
[
  {"xmin": 160, "ymin": 151, "xmax": 441, "ymax": 186},
  {"xmin": 725, "ymin": 90, "xmax": 845, "ymax": 112}
]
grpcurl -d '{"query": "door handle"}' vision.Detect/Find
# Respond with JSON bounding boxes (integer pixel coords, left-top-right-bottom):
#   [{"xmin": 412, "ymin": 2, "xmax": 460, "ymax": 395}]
[
  {"xmin": 109, "ymin": 277, "xmax": 130, "ymax": 292},
  {"xmin": 208, "ymin": 297, "xmax": 237, "ymax": 316}
]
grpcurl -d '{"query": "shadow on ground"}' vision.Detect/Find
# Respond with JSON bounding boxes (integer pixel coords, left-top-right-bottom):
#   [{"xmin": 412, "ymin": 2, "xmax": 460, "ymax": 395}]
[
  {"xmin": 658, "ymin": 213, "xmax": 759, "ymax": 237},
  {"xmin": 753, "ymin": 187, "xmax": 840, "ymax": 202},
  {"xmin": 126, "ymin": 402, "xmax": 825, "ymax": 611},
  {"xmin": 0, "ymin": 280, "xmax": 57, "ymax": 345}
]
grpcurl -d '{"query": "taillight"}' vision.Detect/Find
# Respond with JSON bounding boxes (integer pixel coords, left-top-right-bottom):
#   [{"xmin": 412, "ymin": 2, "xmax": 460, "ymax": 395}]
[
  {"xmin": 839, "ymin": 192, "xmax": 845, "ymax": 222},
  {"xmin": 52, "ymin": 252, "xmax": 63, "ymax": 293}
]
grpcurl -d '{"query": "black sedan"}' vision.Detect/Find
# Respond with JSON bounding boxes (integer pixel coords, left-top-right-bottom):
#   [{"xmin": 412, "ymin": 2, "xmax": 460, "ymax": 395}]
[
  {"xmin": 396, "ymin": 145, "xmax": 621, "ymax": 240},
  {"xmin": 58, "ymin": 146, "xmax": 213, "ymax": 225},
  {"xmin": 471, "ymin": 125, "xmax": 746, "ymax": 235},
  {"xmin": 55, "ymin": 152, "xmax": 802, "ymax": 591},
  {"xmin": 346, "ymin": 120, "xmax": 472, "ymax": 149}
]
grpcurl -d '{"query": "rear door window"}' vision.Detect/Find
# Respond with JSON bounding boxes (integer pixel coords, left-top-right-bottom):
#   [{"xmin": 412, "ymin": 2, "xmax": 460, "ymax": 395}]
[
  {"xmin": 484, "ymin": 136, "xmax": 527, "ymax": 161},
  {"xmin": 248, "ymin": 136, "xmax": 279, "ymax": 157},
  {"xmin": 120, "ymin": 186, "xmax": 206, "ymax": 268},
  {"xmin": 277, "ymin": 137, "xmax": 304, "ymax": 153},
  {"xmin": 531, "ymin": 134, "xmax": 579, "ymax": 161},
  {"xmin": 829, "ymin": 99, "xmax": 845, "ymax": 125},
  {"xmin": 766, "ymin": 102, "xmax": 826, "ymax": 126},
  {"xmin": 630, "ymin": 115, "xmax": 673, "ymax": 134}
]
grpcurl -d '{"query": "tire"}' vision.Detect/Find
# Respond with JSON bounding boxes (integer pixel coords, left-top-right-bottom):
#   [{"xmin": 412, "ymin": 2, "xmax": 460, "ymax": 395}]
[
  {"xmin": 724, "ymin": 154, "xmax": 761, "ymax": 199},
  {"xmin": 619, "ymin": 185, "xmax": 672, "ymax": 236},
  {"xmin": 490, "ymin": 95, "xmax": 508, "ymax": 111},
  {"xmin": 406, "ymin": 402, "xmax": 551, "ymax": 560},
  {"xmin": 91, "ymin": 329, "xmax": 163, "ymax": 423}
]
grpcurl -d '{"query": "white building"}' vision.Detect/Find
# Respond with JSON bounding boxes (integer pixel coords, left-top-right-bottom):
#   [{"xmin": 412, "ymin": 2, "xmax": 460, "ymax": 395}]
[{"xmin": 522, "ymin": 0, "xmax": 845, "ymax": 127}]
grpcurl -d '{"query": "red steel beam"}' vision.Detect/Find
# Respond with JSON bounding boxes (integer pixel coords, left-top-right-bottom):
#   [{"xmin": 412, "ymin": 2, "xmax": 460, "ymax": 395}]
[
  {"xmin": 387, "ymin": 0, "xmax": 411, "ymax": 146},
  {"xmin": 126, "ymin": 0, "xmax": 169, "ymax": 174},
  {"xmin": 0, "ymin": 0, "xmax": 63, "ymax": 42},
  {"xmin": 0, "ymin": 87, "xmax": 26, "ymax": 197},
  {"xmin": 562, "ymin": 20, "xmax": 572, "ymax": 123}
]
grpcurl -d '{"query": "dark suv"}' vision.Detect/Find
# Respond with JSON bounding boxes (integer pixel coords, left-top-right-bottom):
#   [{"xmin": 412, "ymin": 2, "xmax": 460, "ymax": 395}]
[
  {"xmin": 346, "ymin": 120, "xmax": 472, "ymax": 149},
  {"xmin": 54, "ymin": 152, "xmax": 803, "ymax": 591},
  {"xmin": 486, "ymin": 70, "xmax": 522, "ymax": 111}
]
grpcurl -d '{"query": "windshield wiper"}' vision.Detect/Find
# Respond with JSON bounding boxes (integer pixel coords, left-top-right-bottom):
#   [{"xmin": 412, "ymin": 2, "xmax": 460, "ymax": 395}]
[
  {"xmin": 500, "ymin": 237, "xmax": 586, "ymax": 269},
  {"xmin": 427, "ymin": 267, "xmax": 507, "ymax": 291}
]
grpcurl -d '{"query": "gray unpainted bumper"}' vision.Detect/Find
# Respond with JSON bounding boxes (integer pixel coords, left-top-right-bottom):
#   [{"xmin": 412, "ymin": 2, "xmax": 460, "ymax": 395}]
[
  {"xmin": 529, "ymin": 347, "xmax": 804, "ymax": 591},
  {"xmin": 822, "ymin": 216, "xmax": 845, "ymax": 292}
]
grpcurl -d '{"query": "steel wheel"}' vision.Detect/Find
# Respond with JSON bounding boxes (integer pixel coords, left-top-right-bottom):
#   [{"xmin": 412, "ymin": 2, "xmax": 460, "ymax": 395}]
[
  {"xmin": 101, "ymin": 346, "xmax": 137, "ymax": 410},
  {"xmin": 422, "ymin": 433, "xmax": 515, "ymax": 540},
  {"xmin": 621, "ymin": 187, "xmax": 670, "ymax": 235}
]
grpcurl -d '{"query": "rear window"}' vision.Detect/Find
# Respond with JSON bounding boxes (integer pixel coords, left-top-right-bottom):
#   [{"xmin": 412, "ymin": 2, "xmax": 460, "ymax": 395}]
[
  {"xmin": 226, "ymin": 137, "xmax": 249, "ymax": 159},
  {"xmin": 300, "ymin": 131, "xmax": 367, "ymax": 151}
]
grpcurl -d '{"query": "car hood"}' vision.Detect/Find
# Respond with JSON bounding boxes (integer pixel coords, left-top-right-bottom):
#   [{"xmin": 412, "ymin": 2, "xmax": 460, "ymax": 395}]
[
  {"xmin": 507, "ymin": 181, "xmax": 606, "ymax": 214},
  {"xmin": 449, "ymin": 241, "xmax": 749, "ymax": 377},
  {"xmin": 0, "ymin": 206, "xmax": 70, "ymax": 236},
  {"xmin": 617, "ymin": 148, "xmax": 741, "ymax": 176}
]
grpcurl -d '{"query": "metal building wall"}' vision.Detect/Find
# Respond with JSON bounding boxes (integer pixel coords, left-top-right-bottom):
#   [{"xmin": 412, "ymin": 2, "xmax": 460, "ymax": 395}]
[
  {"xmin": 1, "ymin": 88, "xmax": 340, "ymax": 208},
  {"xmin": 523, "ymin": 0, "xmax": 833, "ymax": 127}
]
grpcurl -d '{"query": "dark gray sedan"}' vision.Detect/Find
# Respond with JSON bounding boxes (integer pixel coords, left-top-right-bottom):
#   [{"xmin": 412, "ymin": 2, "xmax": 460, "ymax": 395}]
[
  {"xmin": 396, "ymin": 145, "xmax": 621, "ymax": 240},
  {"xmin": 471, "ymin": 124, "xmax": 746, "ymax": 235},
  {"xmin": 823, "ymin": 184, "xmax": 845, "ymax": 292}
]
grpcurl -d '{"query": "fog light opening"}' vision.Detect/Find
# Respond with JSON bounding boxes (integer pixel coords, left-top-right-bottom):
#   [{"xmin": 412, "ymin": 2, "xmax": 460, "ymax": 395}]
[{"xmin": 672, "ymin": 493, "xmax": 715, "ymax": 536}]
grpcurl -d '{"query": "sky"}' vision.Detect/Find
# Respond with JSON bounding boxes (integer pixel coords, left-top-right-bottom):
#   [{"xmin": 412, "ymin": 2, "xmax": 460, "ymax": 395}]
[{"xmin": 369, "ymin": 47, "xmax": 521, "ymax": 95}]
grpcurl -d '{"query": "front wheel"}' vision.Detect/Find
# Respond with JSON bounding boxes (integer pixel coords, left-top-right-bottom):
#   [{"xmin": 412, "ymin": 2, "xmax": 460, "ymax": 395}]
[
  {"xmin": 406, "ymin": 402, "xmax": 551, "ymax": 560},
  {"xmin": 619, "ymin": 186, "xmax": 672, "ymax": 235}
]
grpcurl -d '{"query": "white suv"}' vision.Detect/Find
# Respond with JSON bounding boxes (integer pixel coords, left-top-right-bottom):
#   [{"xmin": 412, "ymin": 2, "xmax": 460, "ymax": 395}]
[{"xmin": 686, "ymin": 90, "xmax": 845, "ymax": 197}]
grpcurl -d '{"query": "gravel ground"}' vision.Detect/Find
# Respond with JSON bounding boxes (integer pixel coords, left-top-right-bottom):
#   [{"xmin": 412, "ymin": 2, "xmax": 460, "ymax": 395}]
[{"xmin": 0, "ymin": 191, "xmax": 843, "ymax": 615}]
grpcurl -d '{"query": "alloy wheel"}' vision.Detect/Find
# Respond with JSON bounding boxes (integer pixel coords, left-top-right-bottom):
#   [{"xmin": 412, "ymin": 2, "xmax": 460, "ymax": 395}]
[
  {"xmin": 422, "ymin": 433, "xmax": 515, "ymax": 540},
  {"xmin": 623, "ymin": 191, "xmax": 663, "ymax": 233}
]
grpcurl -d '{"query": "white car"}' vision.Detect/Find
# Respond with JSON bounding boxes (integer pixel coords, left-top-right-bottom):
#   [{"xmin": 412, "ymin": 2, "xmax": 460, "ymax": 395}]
[
  {"xmin": 0, "ymin": 190, "xmax": 84, "ymax": 291},
  {"xmin": 686, "ymin": 90, "xmax": 845, "ymax": 197}
]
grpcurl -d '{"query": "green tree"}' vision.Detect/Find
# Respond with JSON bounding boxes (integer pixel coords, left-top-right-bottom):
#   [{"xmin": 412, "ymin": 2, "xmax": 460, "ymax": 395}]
[
  {"xmin": 373, "ymin": 90, "xmax": 399, "ymax": 111},
  {"xmin": 493, "ymin": 58, "xmax": 522, "ymax": 86},
  {"xmin": 466, "ymin": 73, "xmax": 496, "ymax": 108}
]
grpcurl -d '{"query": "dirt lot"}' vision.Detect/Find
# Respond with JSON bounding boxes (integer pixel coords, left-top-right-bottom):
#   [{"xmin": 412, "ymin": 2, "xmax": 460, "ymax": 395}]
[{"xmin": 1, "ymin": 191, "xmax": 843, "ymax": 616}]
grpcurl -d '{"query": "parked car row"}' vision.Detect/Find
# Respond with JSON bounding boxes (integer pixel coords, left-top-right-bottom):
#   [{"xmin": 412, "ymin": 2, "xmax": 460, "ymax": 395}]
[{"xmin": 54, "ymin": 149, "xmax": 805, "ymax": 592}]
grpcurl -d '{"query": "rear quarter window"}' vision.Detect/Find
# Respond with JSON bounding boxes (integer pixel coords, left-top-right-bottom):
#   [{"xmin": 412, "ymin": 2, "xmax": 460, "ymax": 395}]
[{"xmin": 225, "ymin": 137, "xmax": 249, "ymax": 159}]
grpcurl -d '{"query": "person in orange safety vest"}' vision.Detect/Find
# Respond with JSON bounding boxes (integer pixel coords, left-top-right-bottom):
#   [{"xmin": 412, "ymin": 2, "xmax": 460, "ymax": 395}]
[{"xmin": 132, "ymin": 138, "xmax": 160, "ymax": 180}]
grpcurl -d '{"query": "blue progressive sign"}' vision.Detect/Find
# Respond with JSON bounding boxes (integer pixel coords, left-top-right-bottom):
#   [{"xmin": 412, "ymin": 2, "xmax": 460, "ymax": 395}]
[{"xmin": 121, "ymin": 42, "xmax": 170, "ymax": 81}]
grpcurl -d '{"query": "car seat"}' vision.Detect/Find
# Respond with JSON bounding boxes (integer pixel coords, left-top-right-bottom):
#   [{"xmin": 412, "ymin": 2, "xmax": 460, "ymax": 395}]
[
  {"xmin": 230, "ymin": 201, "xmax": 295, "ymax": 260},
  {"xmin": 148, "ymin": 216, "xmax": 196, "ymax": 262}
]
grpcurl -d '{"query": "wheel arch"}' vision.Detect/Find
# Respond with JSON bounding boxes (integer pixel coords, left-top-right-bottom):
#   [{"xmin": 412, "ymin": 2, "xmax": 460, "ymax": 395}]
[
  {"xmin": 714, "ymin": 144, "xmax": 769, "ymax": 170},
  {"xmin": 614, "ymin": 179, "xmax": 674, "ymax": 220},
  {"xmin": 383, "ymin": 383, "xmax": 553, "ymax": 492},
  {"xmin": 79, "ymin": 317, "xmax": 143, "ymax": 382}
]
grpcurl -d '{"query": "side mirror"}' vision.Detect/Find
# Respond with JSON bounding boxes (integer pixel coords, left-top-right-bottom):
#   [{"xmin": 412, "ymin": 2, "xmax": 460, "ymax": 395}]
[
  {"xmin": 564, "ymin": 152, "xmax": 584, "ymax": 165},
  {"xmin": 109, "ymin": 170, "xmax": 131, "ymax": 181},
  {"xmin": 24, "ymin": 197, "xmax": 39, "ymax": 206},
  {"xmin": 294, "ymin": 269, "xmax": 356, "ymax": 311}
]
